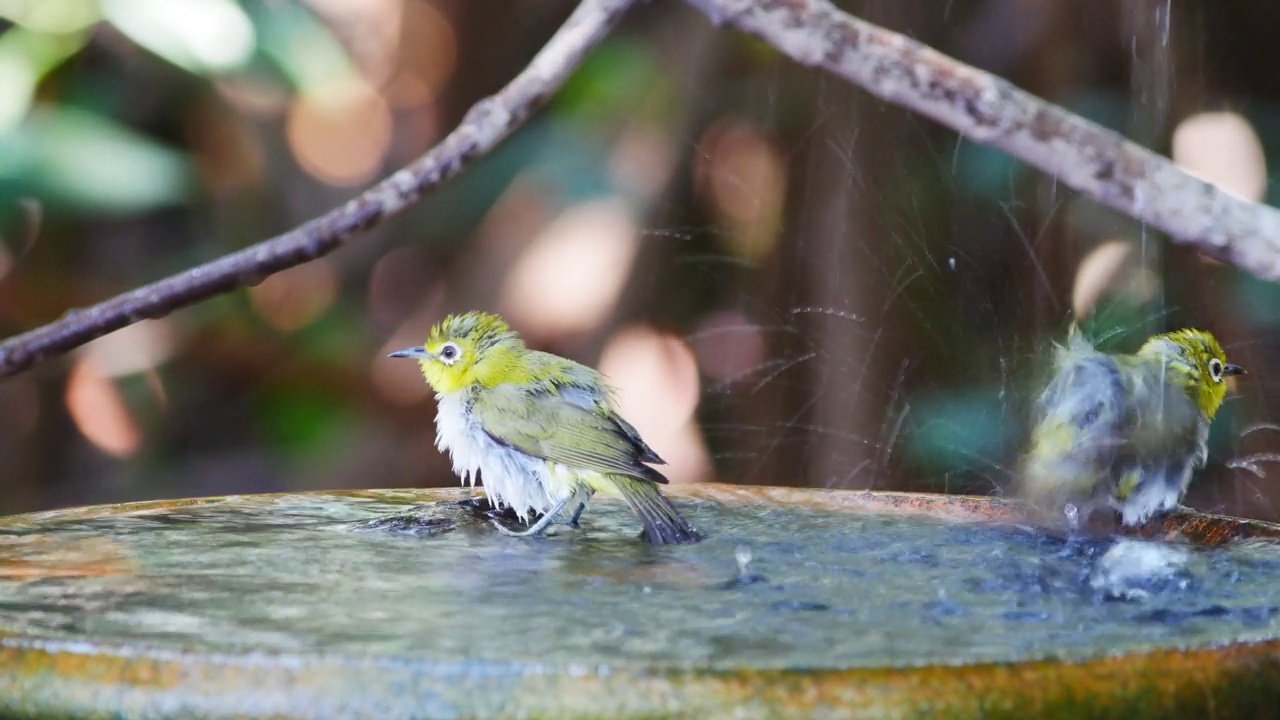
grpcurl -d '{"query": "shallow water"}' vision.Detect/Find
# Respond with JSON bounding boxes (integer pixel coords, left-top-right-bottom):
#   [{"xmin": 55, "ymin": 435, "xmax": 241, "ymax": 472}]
[{"xmin": 0, "ymin": 490, "xmax": 1278, "ymax": 669}]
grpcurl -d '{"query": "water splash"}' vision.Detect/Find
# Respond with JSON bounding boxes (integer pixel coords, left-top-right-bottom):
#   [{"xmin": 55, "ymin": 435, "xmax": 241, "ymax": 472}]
[
  {"xmin": 1227, "ymin": 453, "xmax": 1280, "ymax": 478},
  {"xmin": 0, "ymin": 493, "xmax": 1276, "ymax": 668},
  {"xmin": 1089, "ymin": 539, "xmax": 1191, "ymax": 601}
]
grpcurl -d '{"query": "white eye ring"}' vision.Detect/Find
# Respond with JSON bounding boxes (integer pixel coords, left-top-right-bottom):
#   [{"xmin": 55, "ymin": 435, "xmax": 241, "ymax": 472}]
[
  {"xmin": 1208, "ymin": 358, "xmax": 1224, "ymax": 383},
  {"xmin": 438, "ymin": 342, "xmax": 461, "ymax": 365}
]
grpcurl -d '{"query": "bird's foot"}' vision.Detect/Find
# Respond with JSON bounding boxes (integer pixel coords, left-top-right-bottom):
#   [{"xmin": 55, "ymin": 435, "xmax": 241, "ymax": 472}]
[
  {"xmin": 490, "ymin": 519, "xmax": 548, "ymax": 538},
  {"xmin": 490, "ymin": 496, "xmax": 571, "ymax": 538},
  {"xmin": 564, "ymin": 501, "xmax": 588, "ymax": 529}
]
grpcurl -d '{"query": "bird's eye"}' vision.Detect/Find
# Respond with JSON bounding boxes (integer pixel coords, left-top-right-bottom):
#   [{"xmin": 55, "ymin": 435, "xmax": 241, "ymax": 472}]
[
  {"xmin": 439, "ymin": 342, "xmax": 460, "ymax": 365},
  {"xmin": 1208, "ymin": 358, "xmax": 1224, "ymax": 383}
]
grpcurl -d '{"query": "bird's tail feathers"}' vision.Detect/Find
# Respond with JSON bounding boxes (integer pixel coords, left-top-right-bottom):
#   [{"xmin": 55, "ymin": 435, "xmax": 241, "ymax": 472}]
[{"xmin": 613, "ymin": 477, "xmax": 703, "ymax": 545}]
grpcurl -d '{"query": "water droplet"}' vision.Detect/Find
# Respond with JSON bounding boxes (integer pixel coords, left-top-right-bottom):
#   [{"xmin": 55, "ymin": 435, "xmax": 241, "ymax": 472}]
[{"xmin": 1064, "ymin": 504, "xmax": 1081, "ymax": 532}]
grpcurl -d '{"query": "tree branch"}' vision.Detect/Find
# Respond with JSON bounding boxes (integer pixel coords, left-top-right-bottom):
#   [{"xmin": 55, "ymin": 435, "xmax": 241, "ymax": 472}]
[
  {"xmin": 7, "ymin": 0, "xmax": 1280, "ymax": 379},
  {"xmin": 0, "ymin": 0, "xmax": 638, "ymax": 379},
  {"xmin": 685, "ymin": 0, "xmax": 1280, "ymax": 280}
]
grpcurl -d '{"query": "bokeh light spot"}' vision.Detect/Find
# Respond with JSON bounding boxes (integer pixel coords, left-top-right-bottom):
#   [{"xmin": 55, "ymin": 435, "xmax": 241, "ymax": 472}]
[
  {"xmin": 689, "ymin": 311, "xmax": 767, "ymax": 384},
  {"xmin": 83, "ymin": 319, "xmax": 179, "ymax": 378},
  {"xmin": 385, "ymin": 0, "xmax": 457, "ymax": 107},
  {"xmin": 248, "ymin": 258, "xmax": 340, "ymax": 332},
  {"xmin": 1172, "ymin": 112, "xmax": 1267, "ymax": 202},
  {"xmin": 609, "ymin": 126, "xmax": 676, "ymax": 199},
  {"xmin": 696, "ymin": 117, "xmax": 786, "ymax": 260},
  {"xmin": 65, "ymin": 358, "xmax": 141, "ymax": 458},
  {"xmin": 499, "ymin": 199, "xmax": 640, "ymax": 338},
  {"xmin": 286, "ymin": 78, "xmax": 392, "ymax": 186},
  {"xmin": 598, "ymin": 325, "xmax": 711, "ymax": 484},
  {"xmin": 1072, "ymin": 240, "xmax": 1132, "ymax": 319},
  {"xmin": 303, "ymin": 0, "xmax": 404, "ymax": 87}
]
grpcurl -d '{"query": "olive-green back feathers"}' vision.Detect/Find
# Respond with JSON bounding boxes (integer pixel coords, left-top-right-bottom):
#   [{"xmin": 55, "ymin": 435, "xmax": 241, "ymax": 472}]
[{"xmin": 474, "ymin": 383, "xmax": 668, "ymax": 485}]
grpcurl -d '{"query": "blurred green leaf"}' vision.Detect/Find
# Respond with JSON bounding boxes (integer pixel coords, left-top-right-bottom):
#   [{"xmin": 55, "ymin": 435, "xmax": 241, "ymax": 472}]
[
  {"xmin": 291, "ymin": 306, "xmax": 367, "ymax": 363},
  {"xmin": 905, "ymin": 389, "xmax": 1011, "ymax": 474},
  {"xmin": 0, "ymin": 27, "xmax": 88, "ymax": 130},
  {"xmin": 951, "ymin": 142, "xmax": 1022, "ymax": 200},
  {"xmin": 1066, "ymin": 90, "xmax": 1131, "ymax": 135},
  {"xmin": 256, "ymin": 386, "xmax": 349, "ymax": 459},
  {"xmin": 553, "ymin": 38, "xmax": 670, "ymax": 125},
  {"xmin": 0, "ymin": 0, "xmax": 101, "ymax": 33},
  {"xmin": 248, "ymin": 2, "xmax": 352, "ymax": 91},
  {"xmin": 102, "ymin": 0, "xmax": 255, "ymax": 74},
  {"xmin": 1077, "ymin": 298, "xmax": 1167, "ymax": 353},
  {"xmin": 1232, "ymin": 271, "xmax": 1280, "ymax": 328},
  {"xmin": 0, "ymin": 106, "xmax": 195, "ymax": 214}
]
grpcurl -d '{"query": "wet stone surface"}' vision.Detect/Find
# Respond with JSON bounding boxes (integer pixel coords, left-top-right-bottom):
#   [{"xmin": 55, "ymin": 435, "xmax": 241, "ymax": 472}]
[{"xmin": 0, "ymin": 488, "xmax": 1277, "ymax": 669}]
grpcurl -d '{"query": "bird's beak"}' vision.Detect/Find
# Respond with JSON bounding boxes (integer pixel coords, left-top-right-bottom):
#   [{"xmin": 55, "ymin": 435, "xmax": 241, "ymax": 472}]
[
  {"xmin": 1225, "ymin": 363, "xmax": 1246, "ymax": 376},
  {"xmin": 388, "ymin": 346, "xmax": 430, "ymax": 360}
]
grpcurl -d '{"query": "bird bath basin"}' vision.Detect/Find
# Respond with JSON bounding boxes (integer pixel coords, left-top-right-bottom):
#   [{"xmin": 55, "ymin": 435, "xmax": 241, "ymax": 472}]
[{"xmin": 0, "ymin": 484, "xmax": 1278, "ymax": 719}]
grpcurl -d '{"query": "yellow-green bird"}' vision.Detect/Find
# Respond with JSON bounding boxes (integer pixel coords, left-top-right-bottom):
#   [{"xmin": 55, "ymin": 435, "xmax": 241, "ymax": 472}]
[
  {"xmin": 389, "ymin": 311, "xmax": 703, "ymax": 545},
  {"xmin": 1020, "ymin": 327, "xmax": 1243, "ymax": 527}
]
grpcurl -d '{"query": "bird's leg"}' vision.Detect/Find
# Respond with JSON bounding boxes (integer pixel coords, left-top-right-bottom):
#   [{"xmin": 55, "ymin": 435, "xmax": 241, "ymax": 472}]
[
  {"xmin": 565, "ymin": 487, "xmax": 594, "ymax": 528},
  {"xmin": 567, "ymin": 503, "xmax": 586, "ymax": 529},
  {"xmin": 493, "ymin": 495, "xmax": 573, "ymax": 538}
]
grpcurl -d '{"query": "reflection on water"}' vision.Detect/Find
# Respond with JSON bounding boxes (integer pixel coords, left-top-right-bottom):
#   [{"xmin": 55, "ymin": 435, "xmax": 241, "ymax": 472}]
[{"xmin": 0, "ymin": 490, "xmax": 1277, "ymax": 669}]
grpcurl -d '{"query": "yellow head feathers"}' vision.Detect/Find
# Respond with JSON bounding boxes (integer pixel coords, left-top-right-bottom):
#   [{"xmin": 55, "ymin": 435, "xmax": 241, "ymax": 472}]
[
  {"xmin": 1136, "ymin": 328, "xmax": 1243, "ymax": 420},
  {"xmin": 389, "ymin": 311, "xmax": 527, "ymax": 394}
]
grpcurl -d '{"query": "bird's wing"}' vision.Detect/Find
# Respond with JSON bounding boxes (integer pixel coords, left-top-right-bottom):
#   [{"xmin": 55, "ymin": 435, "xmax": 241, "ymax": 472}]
[
  {"xmin": 612, "ymin": 413, "xmax": 666, "ymax": 465},
  {"xmin": 1022, "ymin": 349, "xmax": 1131, "ymax": 499},
  {"xmin": 474, "ymin": 384, "xmax": 668, "ymax": 484},
  {"xmin": 537, "ymin": 362, "xmax": 667, "ymax": 466},
  {"xmin": 1039, "ymin": 350, "xmax": 1131, "ymax": 451}
]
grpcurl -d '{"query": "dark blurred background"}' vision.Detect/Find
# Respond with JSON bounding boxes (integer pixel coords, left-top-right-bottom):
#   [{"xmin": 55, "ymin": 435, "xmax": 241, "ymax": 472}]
[{"xmin": 1, "ymin": 0, "xmax": 1278, "ymax": 521}]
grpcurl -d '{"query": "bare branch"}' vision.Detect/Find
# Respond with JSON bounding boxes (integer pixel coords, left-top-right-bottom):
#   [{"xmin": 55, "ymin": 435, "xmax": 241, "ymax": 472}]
[
  {"xmin": 8, "ymin": 0, "xmax": 1279, "ymax": 380},
  {"xmin": 685, "ymin": 0, "xmax": 1280, "ymax": 281},
  {"xmin": 0, "ymin": 0, "xmax": 638, "ymax": 379}
]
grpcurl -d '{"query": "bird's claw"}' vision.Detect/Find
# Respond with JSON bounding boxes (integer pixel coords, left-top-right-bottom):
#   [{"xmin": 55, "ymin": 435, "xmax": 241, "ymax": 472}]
[{"xmin": 490, "ymin": 518, "xmax": 547, "ymax": 538}]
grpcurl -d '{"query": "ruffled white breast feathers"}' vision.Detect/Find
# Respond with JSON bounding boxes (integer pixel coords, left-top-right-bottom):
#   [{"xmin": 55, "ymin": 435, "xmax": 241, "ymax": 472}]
[{"xmin": 434, "ymin": 392, "xmax": 567, "ymax": 521}]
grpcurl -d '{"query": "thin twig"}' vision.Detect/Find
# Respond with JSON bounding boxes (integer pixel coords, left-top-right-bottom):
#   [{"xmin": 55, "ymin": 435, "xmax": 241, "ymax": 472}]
[
  {"xmin": 684, "ymin": 0, "xmax": 1280, "ymax": 279},
  {"xmin": 0, "ymin": 0, "xmax": 637, "ymax": 379},
  {"xmin": 8, "ymin": 0, "xmax": 1280, "ymax": 379}
]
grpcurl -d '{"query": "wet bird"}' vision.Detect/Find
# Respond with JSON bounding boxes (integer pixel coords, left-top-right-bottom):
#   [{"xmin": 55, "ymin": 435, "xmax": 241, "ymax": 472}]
[
  {"xmin": 388, "ymin": 311, "xmax": 702, "ymax": 545},
  {"xmin": 1020, "ymin": 327, "xmax": 1243, "ymax": 527}
]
